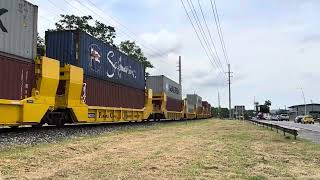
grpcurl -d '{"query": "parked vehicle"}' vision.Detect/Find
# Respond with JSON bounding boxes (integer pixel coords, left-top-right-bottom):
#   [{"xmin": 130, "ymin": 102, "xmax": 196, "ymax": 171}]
[
  {"xmin": 294, "ymin": 116, "xmax": 303, "ymax": 123},
  {"xmin": 265, "ymin": 114, "xmax": 272, "ymax": 120},
  {"xmin": 278, "ymin": 114, "xmax": 289, "ymax": 121},
  {"xmin": 257, "ymin": 113, "xmax": 265, "ymax": 120},
  {"xmin": 301, "ymin": 115, "xmax": 315, "ymax": 124},
  {"xmin": 271, "ymin": 115, "xmax": 278, "ymax": 121}
]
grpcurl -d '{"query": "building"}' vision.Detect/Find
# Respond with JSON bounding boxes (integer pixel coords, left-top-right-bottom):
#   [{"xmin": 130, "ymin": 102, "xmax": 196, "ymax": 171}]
[
  {"xmin": 288, "ymin": 103, "xmax": 320, "ymax": 121},
  {"xmin": 233, "ymin": 105, "xmax": 245, "ymax": 119}
]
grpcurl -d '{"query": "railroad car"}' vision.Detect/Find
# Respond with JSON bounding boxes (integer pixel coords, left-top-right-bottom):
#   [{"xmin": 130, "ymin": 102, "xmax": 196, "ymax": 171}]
[{"xmin": 0, "ymin": 0, "xmax": 212, "ymax": 128}]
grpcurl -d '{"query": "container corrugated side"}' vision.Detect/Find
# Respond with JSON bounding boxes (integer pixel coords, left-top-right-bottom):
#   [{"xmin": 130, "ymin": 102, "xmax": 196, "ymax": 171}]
[
  {"xmin": 45, "ymin": 30, "xmax": 145, "ymax": 90},
  {"xmin": 45, "ymin": 31, "xmax": 76, "ymax": 66},
  {"xmin": 167, "ymin": 97, "xmax": 182, "ymax": 112},
  {"xmin": 0, "ymin": 54, "xmax": 35, "ymax": 100},
  {"xmin": 186, "ymin": 94, "xmax": 202, "ymax": 107},
  {"xmin": 0, "ymin": 0, "xmax": 37, "ymax": 60},
  {"xmin": 146, "ymin": 75, "xmax": 182, "ymax": 100},
  {"xmin": 84, "ymin": 76, "xmax": 145, "ymax": 109}
]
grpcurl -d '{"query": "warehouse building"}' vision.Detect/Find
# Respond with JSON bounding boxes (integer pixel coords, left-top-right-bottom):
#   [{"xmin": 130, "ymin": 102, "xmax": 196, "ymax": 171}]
[{"xmin": 288, "ymin": 103, "xmax": 320, "ymax": 121}]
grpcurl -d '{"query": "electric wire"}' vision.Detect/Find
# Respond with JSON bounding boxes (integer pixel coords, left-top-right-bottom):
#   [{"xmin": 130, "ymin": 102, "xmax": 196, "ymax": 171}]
[
  {"xmin": 186, "ymin": 0, "xmax": 226, "ymax": 76},
  {"xmin": 180, "ymin": 0, "xmax": 225, "ymax": 81},
  {"xmin": 197, "ymin": 0, "xmax": 225, "ymax": 72},
  {"xmin": 66, "ymin": 0, "xmax": 174, "ymax": 66},
  {"xmin": 210, "ymin": 0, "xmax": 230, "ymax": 65},
  {"xmin": 185, "ymin": 0, "xmax": 227, "ymax": 79}
]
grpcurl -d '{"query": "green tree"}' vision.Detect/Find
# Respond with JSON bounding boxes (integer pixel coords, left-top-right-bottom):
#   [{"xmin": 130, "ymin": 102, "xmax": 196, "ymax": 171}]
[
  {"xmin": 264, "ymin": 100, "xmax": 272, "ymax": 107},
  {"xmin": 37, "ymin": 34, "xmax": 45, "ymax": 56},
  {"xmin": 54, "ymin": 15, "xmax": 116, "ymax": 45},
  {"xmin": 119, "ymin": 40, "xmax": 154, "ymax": 75}
]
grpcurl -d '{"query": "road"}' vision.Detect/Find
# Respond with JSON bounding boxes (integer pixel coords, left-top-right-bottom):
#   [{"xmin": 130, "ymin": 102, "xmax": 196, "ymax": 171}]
[{"xmin": 263, "ymin": 120, "xmax": 320, "ymax": 144}]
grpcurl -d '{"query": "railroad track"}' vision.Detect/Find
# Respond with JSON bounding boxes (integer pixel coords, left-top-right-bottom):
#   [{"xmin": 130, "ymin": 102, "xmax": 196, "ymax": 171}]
[{"xmin": 0, "ymin": 119, "xmax": 208, "ymax": 149}]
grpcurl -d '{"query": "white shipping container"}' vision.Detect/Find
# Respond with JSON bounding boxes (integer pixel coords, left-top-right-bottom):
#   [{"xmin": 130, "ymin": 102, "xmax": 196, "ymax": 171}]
[
  {"xmin": 0, "ymin": 0, "xmax": 37, "ymax": 60},
  {"xmin": 187, "ymin": 94, "xmax": 202, "ymax": 108},
  {"xmin": 146, "ymin": 75, "xmax": 182, "ymax": 100}
]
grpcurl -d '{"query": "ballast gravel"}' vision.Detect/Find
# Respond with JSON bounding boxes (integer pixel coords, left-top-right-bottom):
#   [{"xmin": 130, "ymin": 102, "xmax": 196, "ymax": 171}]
[{"xmin": 0, "ymin": 122, "xmax": 158, "ymax": 149}]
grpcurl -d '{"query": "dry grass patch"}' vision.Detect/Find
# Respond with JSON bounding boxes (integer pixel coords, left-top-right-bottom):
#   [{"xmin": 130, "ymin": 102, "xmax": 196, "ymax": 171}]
[{"xmin": 0, "ymin": 120, "xmax": 320, "ymax": 179}]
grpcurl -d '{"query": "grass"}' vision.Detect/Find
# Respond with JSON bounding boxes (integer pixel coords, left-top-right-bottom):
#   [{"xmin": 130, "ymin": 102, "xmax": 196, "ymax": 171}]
[{"xmin": 0, "ymin": 119, "xmax": 320, "ymax": 179}]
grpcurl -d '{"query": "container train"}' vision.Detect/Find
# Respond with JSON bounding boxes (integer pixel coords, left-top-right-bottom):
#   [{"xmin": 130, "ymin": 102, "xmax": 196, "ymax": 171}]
[{"xmin": 0, "ymin": 0, "xmax": 212, "ymax": 128}]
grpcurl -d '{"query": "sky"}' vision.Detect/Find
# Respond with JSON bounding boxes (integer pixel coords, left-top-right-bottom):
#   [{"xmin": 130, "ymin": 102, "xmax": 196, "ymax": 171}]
[{"xmin": 29, "ymin": 0, "xmax": 320, "ymax": 110}]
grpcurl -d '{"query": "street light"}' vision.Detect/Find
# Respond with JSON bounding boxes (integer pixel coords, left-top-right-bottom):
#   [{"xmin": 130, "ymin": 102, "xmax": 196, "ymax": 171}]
[{"xmin": 298, "ymin": 88, "xmax": 307, "ymax": 115}]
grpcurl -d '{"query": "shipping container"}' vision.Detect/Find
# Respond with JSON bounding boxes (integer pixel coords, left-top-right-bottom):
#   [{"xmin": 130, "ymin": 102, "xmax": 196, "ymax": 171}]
[
  {"xmin": 83, "ymin": 76, "xmax": 145, "ymax": 109},
  {"xmin": 187, "ymin": 94, "xmax": 202, "ymax": 107},
  {"xmin": 45, "ymin": 30, "xmax": 145, "ymax": 90},
  {"xmin": 167, "ymin": 97, "xmax": 182, "ymax": 112},
  {"xmin": 202, "ymin": 101, "xmax": 209, "ymax": 108},
  {"xmin": 0, "ymin": 0, "xmax": 37, "ymax": 60},
  {"xmin": 146, "ymin": 75, "xmax": 182, "ymax": 100},
  {"xmin": 0, "ymin": 54, "xmax": 35, "ymax": 100}
]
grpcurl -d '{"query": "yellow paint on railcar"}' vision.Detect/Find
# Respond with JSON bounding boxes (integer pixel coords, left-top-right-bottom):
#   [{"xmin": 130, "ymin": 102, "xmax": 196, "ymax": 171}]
[
  {"xmin": 0, "ymin": 57, "xmax": 60, "ymax": 125},
  {"xmin": 57, "ymin": 64, "xmax": 153, "ymax": 123}
]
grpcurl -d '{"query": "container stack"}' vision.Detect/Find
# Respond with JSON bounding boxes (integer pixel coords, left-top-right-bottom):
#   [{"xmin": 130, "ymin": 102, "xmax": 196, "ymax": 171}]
[
  {"xmin": 202, "ymin": 101, "xmax": 209, "ymax": 115},
  {"xmin": 0, "ymin": 0, "xmax": 38, "ymax": 100},
  {"xmin": 186, "ymin": 94, "xmax": 202, "ymax": 113},
  {"xmin": 146, "ymin": 75, "xmax": 182, "ymax": 112},
  {"xmin": 46, "ymin": 30, "xmax": 146, "ymax": 109}
]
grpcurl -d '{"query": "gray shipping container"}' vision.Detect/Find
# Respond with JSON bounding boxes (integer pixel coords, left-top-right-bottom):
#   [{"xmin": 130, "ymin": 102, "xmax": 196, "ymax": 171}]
[
  {"xmin": 0, "ymin": 0, "xmax": 38, "ymax": 60},
  {"xmin": 187, "ymin": 94, "xmax": 202, "ymax": 108},
  {"xmin": 146, "ymin": 75, "xmax": 182, "ymax": 100}
]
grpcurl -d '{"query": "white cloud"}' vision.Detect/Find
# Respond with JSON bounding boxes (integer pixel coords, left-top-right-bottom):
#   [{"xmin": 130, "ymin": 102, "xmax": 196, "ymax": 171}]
[{"xmin": 31, "ymin": 0, "xmax": 320, "ymax": 109}]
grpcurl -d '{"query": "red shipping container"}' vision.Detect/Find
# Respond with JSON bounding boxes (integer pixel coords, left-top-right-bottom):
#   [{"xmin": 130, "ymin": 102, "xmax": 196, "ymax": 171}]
[
  {"xmin": 167, "ymin": 97, "xmax": 182, "ymax": 112},
  {"xmin": 83, "ymin": 76, "xmax": 145, "ymax": 109},
  {"xmin": 0, "ymin": 54, "xmax": 35, "ymax": 100}
]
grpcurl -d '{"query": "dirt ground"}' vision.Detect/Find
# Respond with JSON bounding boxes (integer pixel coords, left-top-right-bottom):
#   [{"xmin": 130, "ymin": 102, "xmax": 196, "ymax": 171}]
[{"xmin": 1, "ymin": 119, "xmax": 320, "ymax": 179}]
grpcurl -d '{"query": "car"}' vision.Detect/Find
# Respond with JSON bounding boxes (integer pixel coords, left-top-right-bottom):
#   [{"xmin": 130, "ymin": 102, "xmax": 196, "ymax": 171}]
[
  {"xmin": 278, "ymin": 114, "xmax": 289, "ymax": 121},
  {"xmin": 301, "ymin": 115, "xmax": 314, "ymax": 124},
  {"xmin": 294, "ymin": 116, "xmax": 303, "ymax": 123},
  {"xmin": 271, "ymin": 115, "xmax": 278, "ymax": 121},
  {"xmin": 265, "ymin": 114, "xmax": 272, "ymax": 120}
]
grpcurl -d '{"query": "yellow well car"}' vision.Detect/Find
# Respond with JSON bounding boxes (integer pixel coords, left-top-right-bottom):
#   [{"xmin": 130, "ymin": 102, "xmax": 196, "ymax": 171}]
[{"xmin": 302, "ymin": 115, "xmax": 315, "ymax": 124}]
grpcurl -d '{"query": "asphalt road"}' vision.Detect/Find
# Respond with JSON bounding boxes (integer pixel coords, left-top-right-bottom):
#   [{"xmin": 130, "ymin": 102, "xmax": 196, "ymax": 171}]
[{"xmin": 263, "ymin": 120, "xmax": 320, "ymax": 144}]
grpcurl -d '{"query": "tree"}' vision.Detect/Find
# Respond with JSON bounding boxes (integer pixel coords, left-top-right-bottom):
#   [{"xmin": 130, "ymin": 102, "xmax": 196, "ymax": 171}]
[
  {"xmin": 211, "ymin": 107, "xmax": 229, "ymax": 119},
  {"xmin": 37, "ymin": 34, "xmax": 45, "ymax": 56},
  {"xmin": 119, "ymin": 40, "xmax": 154, "ymax": 75},
  {"xmin": 54, "ymin": 15, "xmax": 116, "ymax": 45},
  {"xmin": 264, "ymin": 100, "xmax": 272, "ymax": 107}
]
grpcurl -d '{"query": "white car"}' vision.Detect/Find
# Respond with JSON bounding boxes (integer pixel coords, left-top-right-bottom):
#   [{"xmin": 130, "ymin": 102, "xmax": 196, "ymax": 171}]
[{"xmin": 278, "ymin": 114, "xmax": 289, "ymax": 121}]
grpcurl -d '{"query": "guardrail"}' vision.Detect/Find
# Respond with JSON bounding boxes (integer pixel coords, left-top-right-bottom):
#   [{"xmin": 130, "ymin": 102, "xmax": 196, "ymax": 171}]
[{"xmin": 248, "ymin": 119, "xmax": 298, "ymax": 139}]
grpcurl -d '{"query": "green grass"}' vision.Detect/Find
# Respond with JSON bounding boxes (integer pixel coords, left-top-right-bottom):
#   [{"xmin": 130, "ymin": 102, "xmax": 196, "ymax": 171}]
[{"xmin": 0, "ymin": 119, "xmax": 320, "ymax": 179}]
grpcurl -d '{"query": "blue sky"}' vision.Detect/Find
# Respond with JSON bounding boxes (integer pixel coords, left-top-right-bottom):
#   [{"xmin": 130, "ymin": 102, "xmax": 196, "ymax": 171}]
[{"xmin": 30, "ymin": 0, "xmax": 320, "ymax": 110}]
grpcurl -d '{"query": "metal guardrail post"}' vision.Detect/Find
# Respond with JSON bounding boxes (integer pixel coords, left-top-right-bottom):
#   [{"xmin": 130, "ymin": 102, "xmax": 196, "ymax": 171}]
[{"xmin": 247, "ymin": 119, "xmax": 298, "ymax": 140}]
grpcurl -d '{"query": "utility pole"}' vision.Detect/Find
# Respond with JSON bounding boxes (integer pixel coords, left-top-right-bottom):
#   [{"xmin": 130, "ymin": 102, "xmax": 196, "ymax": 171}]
[
  {"xmin": 227, "ymin": 64, "xmax": 233, "ymax": 119},
  {"xmin": 218, "ymin": 91, "xmax": 221, "ymax": 118},
  {"xmin": 178, "ymin": 56, "xmax": 182, "ymax": 85},
  {"xmin": 299, "ymin": 88, "xmax": 307, "ymax": 115}
]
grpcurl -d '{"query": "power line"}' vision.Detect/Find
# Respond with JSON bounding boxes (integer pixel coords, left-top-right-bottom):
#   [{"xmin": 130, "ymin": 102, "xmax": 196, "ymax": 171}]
[
  {"xmin": 197, "ymin": 0, "xmax": 226, "ymax": 72},
  {"xmin": 84, "ymin": 0, "xmax": 167, "ymax": 56},
  {"xmin": 210, "ymin": 0, "xmax": 230, "ymax": 65},
  {"xmin": 180, "ymin": 0, "xmax": 225, "ymax": 81},
  {"xmin": 185, "ymin": 0, "xmax": 226, "ymax": 78},
  {"xmin": 43, "ymin": 0, "xmax": 174, "ymax": 67},
  {"xmin": 79, "ymin": 0, "xmax": 171, "ymax": 62}
]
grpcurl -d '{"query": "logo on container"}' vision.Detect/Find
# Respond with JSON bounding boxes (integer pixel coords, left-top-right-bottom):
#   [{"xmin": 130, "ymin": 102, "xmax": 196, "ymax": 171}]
[
  {"xmin": 89, "ymin": 44, "xmax": 102, "ymax": 72},
  {"xmin": 166, "ymin": 83, "xmax": 180, "ymax": 95},
  {"xmin": 106, "ymin": 51, "xmax": 137, "ymax": 79},
  {"xmin": 0, "ymin": 8, "xmax": 8, "ymax": 33}
]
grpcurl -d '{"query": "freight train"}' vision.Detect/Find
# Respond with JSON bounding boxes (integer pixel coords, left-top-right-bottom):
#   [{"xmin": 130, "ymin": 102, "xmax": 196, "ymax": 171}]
[{"xmin": 0, "ymin": 0, "xmax": 212, "ymax": 128}]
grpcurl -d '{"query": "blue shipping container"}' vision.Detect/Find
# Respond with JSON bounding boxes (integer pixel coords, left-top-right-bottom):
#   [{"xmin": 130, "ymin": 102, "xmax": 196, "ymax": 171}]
[{"xmin": 45, "ymin": 30, "xmax": 145, "ymax": 90}]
